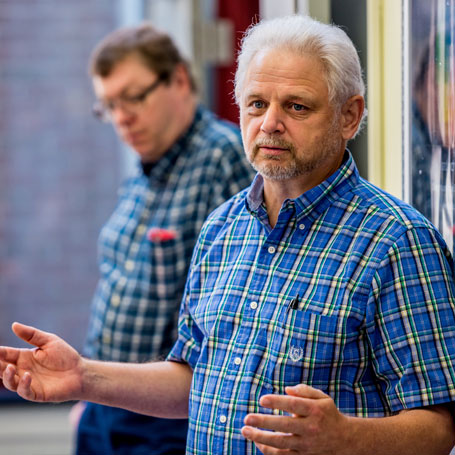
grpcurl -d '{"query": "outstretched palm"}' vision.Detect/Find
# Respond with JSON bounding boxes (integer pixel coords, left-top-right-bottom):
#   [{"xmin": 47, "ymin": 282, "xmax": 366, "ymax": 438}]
[{"xmin": 0, "ymin": 322, "xmax": 83, "ymax": 402}]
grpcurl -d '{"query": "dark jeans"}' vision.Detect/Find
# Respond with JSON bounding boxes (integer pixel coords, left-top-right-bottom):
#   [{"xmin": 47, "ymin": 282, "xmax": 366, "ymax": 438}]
[{"xmin": 75, "ymin": 402, "xmax": 188, "ymax": 455}]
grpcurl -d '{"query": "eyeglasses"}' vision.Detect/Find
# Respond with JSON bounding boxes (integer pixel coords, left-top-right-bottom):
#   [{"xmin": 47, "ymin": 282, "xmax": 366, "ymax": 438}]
[{"xmin": 92, "ymin": 77, "xmax": 164, "ymax": 122}]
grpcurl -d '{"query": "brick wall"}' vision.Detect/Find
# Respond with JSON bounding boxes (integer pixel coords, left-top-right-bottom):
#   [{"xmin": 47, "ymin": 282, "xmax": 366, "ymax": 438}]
[{"xmin": 0, "ymin": 0, "xmax": 123, "ymax": 362}]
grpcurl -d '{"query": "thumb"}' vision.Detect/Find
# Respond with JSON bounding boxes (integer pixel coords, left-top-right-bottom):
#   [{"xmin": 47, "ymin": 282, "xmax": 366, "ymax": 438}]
[
  {"xmin": 12, "ymin": 322, "xmax": 53, "ymax": 348},
  {"xmin": 285, "ymin": 383, "xmax": 328, "ymax": 399}
]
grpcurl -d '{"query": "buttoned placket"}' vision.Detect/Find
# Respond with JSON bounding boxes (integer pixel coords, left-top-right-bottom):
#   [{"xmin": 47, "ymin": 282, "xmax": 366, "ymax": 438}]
[{"xmin": 214, "ymin": 201, "xmax": 301, "ymax": 433}]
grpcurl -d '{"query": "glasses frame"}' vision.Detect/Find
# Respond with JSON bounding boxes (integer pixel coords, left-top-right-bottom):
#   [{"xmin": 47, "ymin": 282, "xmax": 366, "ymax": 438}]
[{"xmin": 92, "ymin": 76, "xmax": 165, "ymax": 123}]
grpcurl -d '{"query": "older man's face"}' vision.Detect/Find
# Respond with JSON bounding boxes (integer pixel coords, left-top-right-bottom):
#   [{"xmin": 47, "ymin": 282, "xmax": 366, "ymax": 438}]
[{"xmin": 239, "ymin": 48, "xmax": 346, "ymax": 188}]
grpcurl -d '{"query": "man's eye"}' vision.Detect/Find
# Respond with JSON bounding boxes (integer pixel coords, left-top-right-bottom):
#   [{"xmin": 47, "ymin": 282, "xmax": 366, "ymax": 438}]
[
  {"xmin": 252, "ymin": 101, "xmax": 264, "ymax": 109},
  {"xmin": 105, "ymin": 100, "xmax": 116, "ymax": 111},
  {"xmin": 126, "ymin": 93, "xmax": 146, "ymax": 104},
  {"xmin": 292, "ymin": 103, "xmax": 306, "ymax": 111}
]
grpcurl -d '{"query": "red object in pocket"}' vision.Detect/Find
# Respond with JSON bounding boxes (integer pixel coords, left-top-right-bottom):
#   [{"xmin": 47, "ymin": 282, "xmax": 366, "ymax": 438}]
[{"xmin": 147, "ymin": 228, "xmax": 177, "ymax": 242}]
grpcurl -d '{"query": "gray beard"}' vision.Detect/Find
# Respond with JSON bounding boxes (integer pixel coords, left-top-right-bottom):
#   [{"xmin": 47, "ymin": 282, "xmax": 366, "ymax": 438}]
[
  {"xmin": 248, "ymin": 121, "xmax": 342, "ymax": 182},
  {"xmin": 249, "ymin": 155, "xmax": 304, "ymax": 181}
]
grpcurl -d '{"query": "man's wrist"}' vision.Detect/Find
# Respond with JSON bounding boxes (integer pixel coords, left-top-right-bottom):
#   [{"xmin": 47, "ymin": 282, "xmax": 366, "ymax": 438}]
[{"xmin": 77, "ymin": 357, "xmax": 96, "ymax": 402}]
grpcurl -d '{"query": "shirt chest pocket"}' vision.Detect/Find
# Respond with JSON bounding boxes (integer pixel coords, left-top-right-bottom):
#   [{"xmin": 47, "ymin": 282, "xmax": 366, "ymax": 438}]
[
  {"xmin": 265, "ymin": 309, "xmax": 342, "ymax": 391},
  {"xmin": 150, "ymin": 237, "xmax": 186, "ymax": 299}
]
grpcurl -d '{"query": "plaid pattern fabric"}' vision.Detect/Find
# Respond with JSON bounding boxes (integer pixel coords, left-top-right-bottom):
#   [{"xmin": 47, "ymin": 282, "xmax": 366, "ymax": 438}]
[
  {"xmin": 169, "ymin": 151, "xmax": 455, "ymax": 455},
  {"xmin": 84, "ymin": 105, "xmax": 255, "ymax": 362}
]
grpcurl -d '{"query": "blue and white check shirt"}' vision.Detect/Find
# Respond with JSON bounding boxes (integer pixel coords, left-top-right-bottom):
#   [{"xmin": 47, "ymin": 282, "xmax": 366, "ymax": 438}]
[
  {"xmin": 169, "ymin": 151, "xmax": 455, "ymax": 455},
  {"xmin": 84, "ymin": 105, "xmax": 255, "ymax": 362}
]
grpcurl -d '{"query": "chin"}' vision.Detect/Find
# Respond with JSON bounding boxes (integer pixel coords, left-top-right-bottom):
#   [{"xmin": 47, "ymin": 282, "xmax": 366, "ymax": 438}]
[
  {"xmin": 260, "ymin": 168, "xmax": 300, "ymax": 181},
  {"xmin": 133, "ymin": 144, "xmax": 152, "ymax": 156},
  {"xmin": 138, "ymin": 149, "xmax": 161, "ymax": 163}
]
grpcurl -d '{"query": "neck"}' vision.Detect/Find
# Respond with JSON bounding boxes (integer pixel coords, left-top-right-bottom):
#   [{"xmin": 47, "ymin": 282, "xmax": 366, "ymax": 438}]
[
  {"xmin": 178, "ymin": 95, "xmax": 198, "ymax": 136},
  {"xmin": 262, "ymin": 151, "xmax": 345, "ymax": 228},
  {"xmin": 167, "ymin": 94, "xmax": 197, "ymax": 148},
  {"xmin": 263, "ymin": 179, "xmax": 306, "ymax": 228},
  {"xmin": 144, "ymin": 95, "xmax": 197, "ymax": 163}
]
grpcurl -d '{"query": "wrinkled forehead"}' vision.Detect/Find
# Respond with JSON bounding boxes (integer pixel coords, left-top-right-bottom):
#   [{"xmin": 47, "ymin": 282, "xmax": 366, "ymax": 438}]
[{"xmin": 240, "ymin": 48, "xmax": 329, "ymax": 102}]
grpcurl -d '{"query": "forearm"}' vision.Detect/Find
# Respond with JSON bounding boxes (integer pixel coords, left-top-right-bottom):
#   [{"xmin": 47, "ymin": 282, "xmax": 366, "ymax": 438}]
[
  {"xmin": 344, "ymin": 405, "xmax": 454, "ymax": 455},
  {"xmin": 79, "ymin": 358, "xmax": 192, "ymax": 418}
]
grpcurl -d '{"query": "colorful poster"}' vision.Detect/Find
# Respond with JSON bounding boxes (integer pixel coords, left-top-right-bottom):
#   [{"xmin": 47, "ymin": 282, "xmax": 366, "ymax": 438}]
[{"xmin": 410, "ymin": 0, "xmax": 455, "ymax": 250}]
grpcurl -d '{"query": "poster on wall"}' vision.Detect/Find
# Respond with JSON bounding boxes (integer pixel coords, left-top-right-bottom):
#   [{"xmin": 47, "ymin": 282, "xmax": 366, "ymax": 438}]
[{"xmin": 410, "ymin": 0, "xmax": 455, "ymax": 250}]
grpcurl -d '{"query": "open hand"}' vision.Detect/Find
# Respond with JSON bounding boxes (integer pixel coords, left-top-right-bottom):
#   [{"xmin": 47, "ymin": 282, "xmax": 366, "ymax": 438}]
[
  {"xmin": 242, "ymin": 384, "xmax": 350, "ymax": 454},
  {"xmin": 0, "ymin": 322, "xmax": 83, "ymax": 402}
]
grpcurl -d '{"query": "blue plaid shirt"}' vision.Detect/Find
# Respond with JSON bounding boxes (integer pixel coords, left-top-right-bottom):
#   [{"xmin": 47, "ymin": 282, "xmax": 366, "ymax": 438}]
[
  {"xmin": 169, "ymin": 151, "xmax": 455, "ymax": 455},
  {"xmin": 84, "ymin": 105, "xmax": 255, "ymax": 362}
]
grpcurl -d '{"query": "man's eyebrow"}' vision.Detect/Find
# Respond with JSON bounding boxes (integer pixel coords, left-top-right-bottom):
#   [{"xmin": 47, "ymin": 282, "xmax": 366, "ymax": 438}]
[
  {"xmin": 244, "ymin": 92, "xmax": 316, "ymax": 102},
  {"xmin": 244, "ymin": 93, "xmax": 263, "ymax": 101},
  {"xmin": 105, "ymin": 85, "xmax": 148, "ymax": 101},
  {"xmin": 285, "ymin": 93, "xmax": 316, "ymax": 103},
  {"xmin": 100, "ymin": 87, "xmax": 131, "ymax": 102},
  {"xmin": 120, "ymin": 86, "xmax": 146, "ymax": 97}
]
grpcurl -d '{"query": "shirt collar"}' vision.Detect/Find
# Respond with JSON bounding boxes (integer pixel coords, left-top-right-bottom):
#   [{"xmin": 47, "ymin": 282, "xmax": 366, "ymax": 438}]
[
  {"xmin": 137, "ymin": 104, "xmax": 206, "ymax": 183},
  {"xmin": 246, "ymin": 150, "xmax": 359, "ymax": 223}
]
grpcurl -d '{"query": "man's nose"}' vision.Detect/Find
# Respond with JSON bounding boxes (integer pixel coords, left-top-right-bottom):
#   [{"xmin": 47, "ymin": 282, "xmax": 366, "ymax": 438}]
[
  {"xmin": 260, "ymin": 105, "xmax": 285, "ymax": 134},
  {"xmin": 111, "ymin": 105, "xmax": 135, "ymax": 125}
]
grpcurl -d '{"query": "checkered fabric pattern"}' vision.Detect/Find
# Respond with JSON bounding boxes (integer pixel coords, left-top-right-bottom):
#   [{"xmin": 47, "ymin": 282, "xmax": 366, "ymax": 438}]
[
  {"xmin": 84, "ymin": 105, "xmax": 255, "ymax": 362},
  {"xmin": 169, "ymin": 151, "xmax": 455, "ymax": 455}
]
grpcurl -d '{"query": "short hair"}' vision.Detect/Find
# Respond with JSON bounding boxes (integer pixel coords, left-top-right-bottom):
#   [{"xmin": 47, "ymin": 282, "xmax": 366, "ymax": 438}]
[
  {"xmin": 89, "ymin": 22, "xmax": 196, "ymax": 92},
  {"xmin": 235, "ymin": 15, "xmax": 365, "ymax": 108}
]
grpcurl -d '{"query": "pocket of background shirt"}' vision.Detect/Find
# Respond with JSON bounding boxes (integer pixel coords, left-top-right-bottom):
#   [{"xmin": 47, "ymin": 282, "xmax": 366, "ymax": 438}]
[{"xmin": 151, "ymin": 236, "xmax": 186, "ymax": 300}]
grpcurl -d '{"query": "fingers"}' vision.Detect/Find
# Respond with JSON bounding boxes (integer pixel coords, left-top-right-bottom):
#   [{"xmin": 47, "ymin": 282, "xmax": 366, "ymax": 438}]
[
  {"xmin": 2, "ymin": 364, "xmax": 19, "ymax": 390},
  {"xmin": 259, "ymin": 384, "xmax": 328, "ymax": 416},
  {"xmin": 12, "ymin": 322, "xmax": 53, "ymax": 348},
  {"xmin": 16, "ymin": 371, "xmax": 35, "ymax": 401},
  {"xmin": 253, "ymin": 442, "xmax": 290, "ymax": 455},
  {"xmin": 2, "ymin": 364, "xmax": 36, "ymax": 401},
  {"xmin": 0, "ymin": 346, "xmax": 23, "ymax": 385},
  {"xmin": 242, "ymin": 424, "xmax": 299, "ymax": 451},
  {"xmin": 0, "ymin": 346, "xmax": 20, "ymax": 364},
  {"xmin": 244, "ymin": 413, "xmax": 300, "ymax": 434},
  {"xmin": 242, "ymin": 386, "xmax": 338, "ymax": 453},
  {"xmin": 260, "ymin": 394, "xmax": 312, "ymax": 417},
  {"xmin": 285, "ymin": 383, "xmax": 328, "ymax": 399}
]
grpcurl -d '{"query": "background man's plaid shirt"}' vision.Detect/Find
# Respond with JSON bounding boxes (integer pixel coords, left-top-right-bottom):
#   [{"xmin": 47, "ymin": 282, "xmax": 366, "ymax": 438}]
[
  {"xmin": 84, "ymin": 105, "xmax": 255, "ymax": 362},
  {"xmin": 169, "ymin": 151, "xmax": 455, "ymax": 455}
]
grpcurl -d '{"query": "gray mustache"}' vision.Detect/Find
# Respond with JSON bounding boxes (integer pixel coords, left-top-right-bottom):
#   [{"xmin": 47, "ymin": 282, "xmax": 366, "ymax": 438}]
[{"xmin": 254, "ymin": 138, "xmax": 294, "ymax": 150}]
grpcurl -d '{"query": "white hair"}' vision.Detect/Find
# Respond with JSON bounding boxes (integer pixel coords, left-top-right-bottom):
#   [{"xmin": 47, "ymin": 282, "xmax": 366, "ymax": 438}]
[{"xmin": 235, "ymin": 15, "xmax": 365, "ymax": 110}]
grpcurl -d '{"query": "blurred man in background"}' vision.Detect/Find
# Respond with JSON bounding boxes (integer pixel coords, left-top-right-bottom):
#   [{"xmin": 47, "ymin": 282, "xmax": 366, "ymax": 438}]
[{"xmin": 74, "ymin": 23, "xmax": 254, "ymax": 455}]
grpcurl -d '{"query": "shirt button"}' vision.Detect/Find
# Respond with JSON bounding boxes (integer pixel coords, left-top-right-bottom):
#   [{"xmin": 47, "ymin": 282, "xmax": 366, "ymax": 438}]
[
  {"xmin": 125, "ymin": 260, "xmax": 134, "ymax": 271},
  {"xmin": 111, "ymin": 294, "xmax": 121, "ymax": 307},
  {"xmin": 268, "ymin": 246, "xmax": 276, "ymax": 254},
  {"xmin": 234, "ymin": 357, "xmax": 242, "ymax": 365},
  {"xmin": 220, "ymin": 415, "xmax": 227, "ymax": 423},
  {"xmin": 299, "ymin": 223, "xmax": 305, "ymax": 230},
  {"xmin": 250, "ymin": 301, "xmax": 258, "ymax": 310}
]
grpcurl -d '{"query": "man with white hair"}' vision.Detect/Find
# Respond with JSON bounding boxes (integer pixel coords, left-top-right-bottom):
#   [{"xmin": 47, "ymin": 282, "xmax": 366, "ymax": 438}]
[{"xmin": 2, "ymin": 15, "xmax": 455, "ymax": 455}]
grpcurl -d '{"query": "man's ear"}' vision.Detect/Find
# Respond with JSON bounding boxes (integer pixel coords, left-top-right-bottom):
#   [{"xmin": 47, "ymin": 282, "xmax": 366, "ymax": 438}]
[
  {"xmin": 340, "ymin": 95, "xmax": 365, "ymax": 140},
  {"xmin": 172, "ymin": 63, "xmax": 191, "ymax": 91}
]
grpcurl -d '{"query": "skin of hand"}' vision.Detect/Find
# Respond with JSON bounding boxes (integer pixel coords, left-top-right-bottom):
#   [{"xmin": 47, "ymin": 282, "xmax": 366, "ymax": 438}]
[
  {"xmin": 0, "ymin": 322, "xmax": 83, "ymax": 402},
  {"xmin": 1, "ymin": 322, "xmax": 193, "ymax": 418},
  {"xmin": 241, "ymin": 384, "xmax": 455, "ymax": 455},
  {"xmin": 242, "ymin": 384, "xmax": 349, "ymax": 454}
]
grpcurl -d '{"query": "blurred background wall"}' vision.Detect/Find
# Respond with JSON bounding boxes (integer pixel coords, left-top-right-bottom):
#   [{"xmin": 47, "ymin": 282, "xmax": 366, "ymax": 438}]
[{"xmin": 0, "ymin": 1, "xmax": 122, "ymax": 354}]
